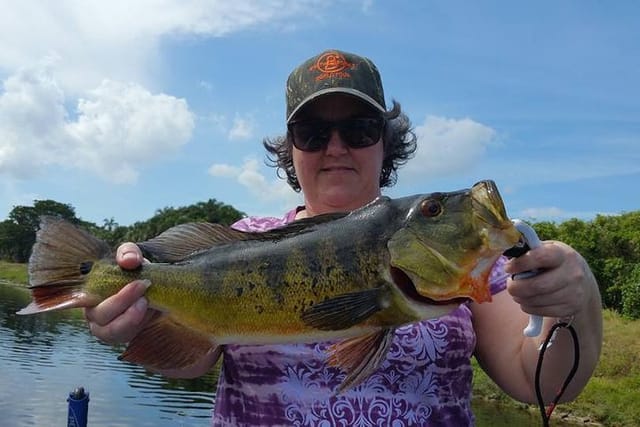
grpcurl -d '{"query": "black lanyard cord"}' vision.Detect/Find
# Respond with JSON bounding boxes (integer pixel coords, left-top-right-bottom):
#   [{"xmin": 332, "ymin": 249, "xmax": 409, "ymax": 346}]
[{"xmin": 534, "ymin": 322, "xmax": 580, "ymax": 426}]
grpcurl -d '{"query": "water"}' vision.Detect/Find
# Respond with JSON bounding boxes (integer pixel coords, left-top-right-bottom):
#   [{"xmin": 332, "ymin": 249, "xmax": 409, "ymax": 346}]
[
  {"xmin": 1, "ymin": 280, "xmax": 216, "ymax": 426},
  {"xmin": 0, "ymin": 280, "xmax": 557, "ymax": 426}
]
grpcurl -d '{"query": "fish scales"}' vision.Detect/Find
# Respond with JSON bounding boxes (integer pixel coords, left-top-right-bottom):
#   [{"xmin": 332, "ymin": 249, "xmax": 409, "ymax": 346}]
[
  {"xmin": 17, "ymin": 180, "xmax": 523, "ymax": 392},
  {"xmin": 184, "ymin": 208, "xmax": 396, "ymax": 337}
]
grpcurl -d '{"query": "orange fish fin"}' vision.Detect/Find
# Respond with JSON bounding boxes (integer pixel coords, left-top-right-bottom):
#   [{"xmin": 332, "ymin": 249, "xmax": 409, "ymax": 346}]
[
  {"xmin": 17, "ymin": 285, "xmax": 98, "ymax": 314},
  {"xmin": 20, "ymin": 216, "xmax": 111, "ymax": 316},
  {"xmin": 301, "ymin": 287, "xmax": 390, "ymax": 330},
  {"xmin": 27, "ymin": 216, "xmax": 112, "ymax": 287},
  {"xmin": 119, "ymin": 311, "xmax": 217, "ymax": 371},
  {"xmin": 328, "ymin": 328, "xmax": 395, "ymax": 393}
]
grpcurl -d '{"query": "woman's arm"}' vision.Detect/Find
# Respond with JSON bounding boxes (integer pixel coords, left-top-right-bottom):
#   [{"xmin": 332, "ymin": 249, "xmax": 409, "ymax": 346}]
[{"xmin": 472, "ymin": 241, "xmax": 602, "ymax": 403}]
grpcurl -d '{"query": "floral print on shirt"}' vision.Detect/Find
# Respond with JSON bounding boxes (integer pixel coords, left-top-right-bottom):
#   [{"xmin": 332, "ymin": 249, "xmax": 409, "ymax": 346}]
[{"xmin": 211, "ymin": 210, "xmax": 508, "ymax": 426}]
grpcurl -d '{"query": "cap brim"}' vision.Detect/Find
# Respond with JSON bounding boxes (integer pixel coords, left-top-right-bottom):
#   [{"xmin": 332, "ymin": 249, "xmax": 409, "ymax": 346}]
[{"xmin": 286, "ymin": 88, "xmax": 386, "ymax": 123}]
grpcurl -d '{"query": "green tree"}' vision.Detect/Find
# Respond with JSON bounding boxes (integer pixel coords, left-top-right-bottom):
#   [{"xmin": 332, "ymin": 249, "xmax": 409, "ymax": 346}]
[
  {"xmin": 124, "ymin": 199, "xmax": 244, "ymax": 242},
  {"xmin": 0, "ymin": 220, "xmax": 27, "ymax": 262},
  {"xmin": 621, "ymin": 264, "xmax": 640, "ymax": 319},
  {"xmin": 543, "ymin": 211, "xmax": 640, "ymax": 316},
  {"xmin": 0, "ymin": 200, "xmax": 80, "ymax": 262},
  {"xmin": 532, "ymin": 221, "xmax": 560, "ymax": 241}
]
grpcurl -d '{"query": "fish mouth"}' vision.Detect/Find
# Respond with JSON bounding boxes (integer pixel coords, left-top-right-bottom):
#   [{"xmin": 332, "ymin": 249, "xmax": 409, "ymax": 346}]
[
  {"xmin": 390, "ymin": 266, "xmax": 470, "ymax": 306},
  {"xmin": 471, "ymin": 180, "xmax": 509, "ymax": 226},
  {"xmin": 471, "ymin": 180, "xmax": 521, "ymax": 248}
]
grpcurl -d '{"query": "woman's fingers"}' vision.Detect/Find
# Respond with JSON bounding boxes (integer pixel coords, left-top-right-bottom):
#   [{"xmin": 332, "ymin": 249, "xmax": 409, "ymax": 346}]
[
  {"xmin": 506, "ymin": 241, "xmax": 593, "ymax": 318},
  {"xmin": 116, "ymin": 242, "xmax": 145, "ymax": 270},
  {"xmin": 84, "ymin": 280, "xmax": 151, "ymax": 344}
]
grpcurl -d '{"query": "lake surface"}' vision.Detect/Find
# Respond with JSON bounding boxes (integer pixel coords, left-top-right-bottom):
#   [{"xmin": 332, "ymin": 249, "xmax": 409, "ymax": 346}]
[{"xmin": 1, "ymin": 280, "xmax": 557, "ymax": 426}]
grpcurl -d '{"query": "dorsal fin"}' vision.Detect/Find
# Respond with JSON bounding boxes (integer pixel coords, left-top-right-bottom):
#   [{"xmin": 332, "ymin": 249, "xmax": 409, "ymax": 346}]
[
  {"xmin": 137, "ymin": 222, "xmax": 250, "ymax": 262},
  {"xmin": 137, "ymin": 212, "xmax": 351, "ymax": 263},
  {"xmin": 255, "ymin": 211, "xmax": 350, "ymax": 241}
]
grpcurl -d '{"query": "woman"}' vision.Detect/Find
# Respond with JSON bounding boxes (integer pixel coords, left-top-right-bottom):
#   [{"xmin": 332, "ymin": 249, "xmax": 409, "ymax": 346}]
[{"xmin": 85, "ymin": 49, "xmax": 602, "ymax": 426}]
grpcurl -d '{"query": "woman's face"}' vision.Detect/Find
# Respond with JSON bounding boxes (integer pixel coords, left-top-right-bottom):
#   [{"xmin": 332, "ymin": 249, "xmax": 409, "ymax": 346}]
[{"xmin": 291, "ymin": 94, "xmax": 384, "ymax": 216}]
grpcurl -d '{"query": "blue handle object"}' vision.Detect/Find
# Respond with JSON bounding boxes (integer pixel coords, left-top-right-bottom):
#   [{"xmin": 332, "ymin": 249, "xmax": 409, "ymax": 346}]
[
  {"xmin": 67, "ymin": 387, "xmax": 89, "ymax": 427},
  {"xmin": 511, "ymin": 219, "xmax": 544, "ymax": 337}
]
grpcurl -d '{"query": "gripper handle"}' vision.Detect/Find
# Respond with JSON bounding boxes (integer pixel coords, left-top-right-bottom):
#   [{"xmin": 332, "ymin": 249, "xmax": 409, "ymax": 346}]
[{"xmin": 511, "ymin": 219, "xmax": 543, "ymax": 337}]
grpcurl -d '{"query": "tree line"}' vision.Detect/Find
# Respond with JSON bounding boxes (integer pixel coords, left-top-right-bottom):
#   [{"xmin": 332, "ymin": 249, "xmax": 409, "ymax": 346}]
[
  {"xmin": 0, "ymin": 199, "xmax": 244, "ymax": 263},
  {"xmin": 0, "ymin": 199, "xmax": 638, "ymax": 318},
  {"xmin": 533, "ymin": 213, "xmax": 640, "ymax": 319}
]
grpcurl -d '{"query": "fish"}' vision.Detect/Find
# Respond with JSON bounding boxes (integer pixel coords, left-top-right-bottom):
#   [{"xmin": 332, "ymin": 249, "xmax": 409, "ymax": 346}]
[{"xmin": 17, "ymin": 179, "xmax": 521, "ymax": 392}]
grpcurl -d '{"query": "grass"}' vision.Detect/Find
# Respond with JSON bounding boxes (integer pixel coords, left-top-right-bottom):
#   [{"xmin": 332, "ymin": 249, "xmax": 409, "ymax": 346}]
[
  {"xmin": 0, "ymin": 261, "xmax": 27, "ymax": 284},
  {"xmin": 1, "ymin": 261, "xmax": 638, "ymax": 425},
  {"xmin": 472, "ymin": 309, "xmax": 640, "ymax": 426},
  {"xmin": 563, "ymin": 310, "xmax": 640, "ymax": 426}
]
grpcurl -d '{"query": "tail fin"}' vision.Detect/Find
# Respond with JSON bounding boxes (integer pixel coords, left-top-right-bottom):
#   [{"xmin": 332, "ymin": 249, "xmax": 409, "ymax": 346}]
[{"xmin": 17, "ymin": 216, "xmax": 112, "ymax": 315}]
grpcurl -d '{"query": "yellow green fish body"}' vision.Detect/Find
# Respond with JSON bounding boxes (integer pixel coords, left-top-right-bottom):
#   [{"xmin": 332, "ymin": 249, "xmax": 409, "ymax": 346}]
[{"xmin": 19, "ymin": 180, "xmax": 521, "ymax": 391}]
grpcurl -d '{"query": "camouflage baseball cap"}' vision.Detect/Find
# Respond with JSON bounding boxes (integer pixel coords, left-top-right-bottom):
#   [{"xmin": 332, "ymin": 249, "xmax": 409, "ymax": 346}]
[{"xmin": 286, "ymin": 49, "xmax": 386, "ymax": 123}]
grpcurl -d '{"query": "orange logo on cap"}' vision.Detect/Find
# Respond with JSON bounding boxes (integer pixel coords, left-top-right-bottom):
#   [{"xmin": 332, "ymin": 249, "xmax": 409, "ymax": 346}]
[{"xmin": 309, "ymin": 51, "xmax": 356, "ymax": 81}]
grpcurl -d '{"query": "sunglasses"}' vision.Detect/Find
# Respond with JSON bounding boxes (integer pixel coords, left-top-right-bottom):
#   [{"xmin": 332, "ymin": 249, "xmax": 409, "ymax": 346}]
[{"xmin": 287, "ymin": 117, "xmax": 385, "ymax": 152}]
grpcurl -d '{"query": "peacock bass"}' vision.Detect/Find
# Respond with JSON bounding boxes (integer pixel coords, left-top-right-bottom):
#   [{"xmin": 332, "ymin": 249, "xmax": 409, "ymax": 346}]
[{"xmin": 18, "ymin": 179, "xmax": 521, "ymax": 392}]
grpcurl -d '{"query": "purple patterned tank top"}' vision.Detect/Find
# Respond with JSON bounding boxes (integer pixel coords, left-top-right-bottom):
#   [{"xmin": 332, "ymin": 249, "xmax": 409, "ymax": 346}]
[{"xmin": 211, "ymin": 209, "xmax": 508, "ymax": 426}]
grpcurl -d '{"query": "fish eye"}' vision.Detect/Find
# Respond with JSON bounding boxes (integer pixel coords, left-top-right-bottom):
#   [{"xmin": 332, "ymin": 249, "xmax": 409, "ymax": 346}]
[{"xmin": 420, "ymin": 199, "xmax": 442, "ymax": 218}]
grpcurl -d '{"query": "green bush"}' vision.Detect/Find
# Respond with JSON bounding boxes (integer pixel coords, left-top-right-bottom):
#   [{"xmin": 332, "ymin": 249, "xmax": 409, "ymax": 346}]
[{"xmin": 621, "ymin": 265, "xmax": 640, "ymax": 319}]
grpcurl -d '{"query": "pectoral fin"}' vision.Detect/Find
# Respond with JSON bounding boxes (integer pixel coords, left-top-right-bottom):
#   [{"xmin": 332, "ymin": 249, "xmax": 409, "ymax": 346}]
[
  {"xmin": 119, "ymin": 310, "xmax": 220, "ymax": 371},
  {"xmin": 300, "ymin": 287, "xmax": 391, "ymax": 331},
  {"xmin": 328, "ymin": 328, "xmax": 396, "ymax": 393}
]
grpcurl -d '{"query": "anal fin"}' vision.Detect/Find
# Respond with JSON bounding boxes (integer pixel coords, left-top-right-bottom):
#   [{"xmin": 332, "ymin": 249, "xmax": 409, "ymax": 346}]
[
  {"xmin": 17, "ymin": 285, "xmax": 97, "ymax": 315},
  {"xmin": 328, "ymin": 328, "xmax": 396, "ymax": 393},
  {"xmin": 119, "ymin": 310, "xmax": 218, "ymax": 372}
]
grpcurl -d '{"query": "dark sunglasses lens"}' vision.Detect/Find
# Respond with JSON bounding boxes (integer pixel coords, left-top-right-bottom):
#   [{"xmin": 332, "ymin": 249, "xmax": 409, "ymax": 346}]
[
  {"xmin": 290, "ymin": 118, "xmax": 384, "ymax": 151},
  {"xmin": 290, "ymin": 122, "xmax": 329, "ymax": 151},
  {"xmin": 341, "ymin": 118, "xmax": 383, "ymax": 148}
]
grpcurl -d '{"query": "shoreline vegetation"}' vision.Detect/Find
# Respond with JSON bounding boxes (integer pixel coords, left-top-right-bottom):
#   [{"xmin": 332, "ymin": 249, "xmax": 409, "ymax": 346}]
[{"xmin": 1, "ymin": 262, "xmax": 637, "ymax": 426}]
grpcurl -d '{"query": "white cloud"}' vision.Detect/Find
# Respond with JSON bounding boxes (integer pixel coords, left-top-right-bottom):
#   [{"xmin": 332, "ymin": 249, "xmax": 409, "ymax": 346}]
[
  {"xmin": 0, "ymin": 0, "xmax": 329, "ymax": 186},
  {"xmin": 66, "ymin": 80, "xmax": 195, "ymax": 183},
  {"xmin": 0, "ymin": 61, "xmax": 69, "ymax": 178},
  {"xmin": 0, "ymin": 0, "xmax": 324, "ymax": 94},
  {"xmin": 203, "ymin": 113, "xmax": 255, "ymax": 141},
  {"xmin": 518, "ymin": 206, "xmax": 619, "ymax": 221},
  {"xmin": 0, "ymin": 64, "xmax": 195, "ymax": 183},
  {"xmin": 208, "ymin": 158, "xmax": 301, "ymax": 207},
  {"xmin": 208, "ymin": 163, "xmax": 239, "ymax": 177},
  {"xmin": 228, "ymin": 115, "xmax": 255, "ymax": 141},
  {"xmin": 407, "ymin": 115, "xmax": 496, "ymax": 177},
  {"xmin": 520, "ymin": 206, "xmax": 567, "ymax": 220}
]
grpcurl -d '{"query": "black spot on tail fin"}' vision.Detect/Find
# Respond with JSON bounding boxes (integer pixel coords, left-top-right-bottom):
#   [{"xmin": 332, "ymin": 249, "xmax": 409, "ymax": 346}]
[
  {"xmin": 27, "ymin": 216, "xmax": 111, "ymax": 288},
  {"xmin": 18, "ymin": 217, "xmax": 111, "ymax": 314}
]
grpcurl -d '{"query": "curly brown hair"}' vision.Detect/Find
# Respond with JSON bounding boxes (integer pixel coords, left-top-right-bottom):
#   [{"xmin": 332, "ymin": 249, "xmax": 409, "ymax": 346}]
[{"xmin": 263, "ymin": 100, "xmax": 417, "ymax": 192}]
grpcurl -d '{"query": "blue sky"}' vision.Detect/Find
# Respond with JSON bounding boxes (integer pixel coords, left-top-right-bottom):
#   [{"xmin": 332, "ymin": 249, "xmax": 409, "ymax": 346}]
[{"xmin": 1, "ymin": 1, "xmax": 638, "ymax": 226}]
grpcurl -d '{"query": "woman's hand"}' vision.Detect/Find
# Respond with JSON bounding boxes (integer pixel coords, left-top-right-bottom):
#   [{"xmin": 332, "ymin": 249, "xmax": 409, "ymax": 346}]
[
  {"xmin": 504, "ymin": 241, "xmax": 597, "ymax": 319},
  {"xmin": 474, "ymin": 241, "xmax": 602, "ymax": 403},
  {"xmin": 84, "ymin": 242, "xmax": 218, "ymax": 378},
  {"xmin": 84, "ymin": 242, "xmax": 151, "ymax": 344}
]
